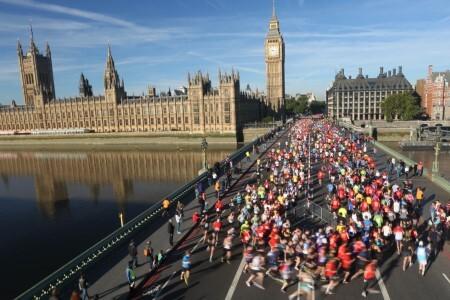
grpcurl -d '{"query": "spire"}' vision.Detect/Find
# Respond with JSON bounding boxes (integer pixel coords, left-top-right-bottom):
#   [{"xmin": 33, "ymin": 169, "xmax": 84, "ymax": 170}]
[
  {"xmin": 29, "ymin": 23, "xmax": 34, "ymax": 43},
  {"xmin": 17, "ymin": 39, "xmax": 23, "ymax": 55},
  {"xmin": 29, "ymin": 23, "xmax": 37, "ymax": 53},
  {"xmin": 106, "ymin": 44, "xmax": 115, "ymax": 69},
  {"xmin": 272, "ymin": 0, "xmax": 276, "ymax": 17},
  {"xmin": 45, "ymin": 41, "xmax": 51, "ymax": 57}
]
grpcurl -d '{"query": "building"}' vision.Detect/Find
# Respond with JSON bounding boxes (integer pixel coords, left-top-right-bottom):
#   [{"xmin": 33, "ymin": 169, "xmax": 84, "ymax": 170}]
[
  {"xmin": 419, "ymin": 65, "xmax": 450, "ymax": 120},
  {"xmin": 326, "ymin": 67, "xmax": 413, "ymax": 121},
  {"xmin": 0, "ymin": 28, "xmax": 265, "ymax": 134},
  {"xmin": 295, "ymin": 92, "xmax": 317, "ymax": 103},
  {"xmin": 265, "ymin": 3, "xmax": 285, "ymax": 115}
]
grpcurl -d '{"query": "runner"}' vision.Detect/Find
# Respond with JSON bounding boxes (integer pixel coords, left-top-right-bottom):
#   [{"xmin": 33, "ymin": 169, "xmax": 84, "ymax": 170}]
[{"xmin": 180, "ymin": 251, "xmax": 191, "ymax": 286}]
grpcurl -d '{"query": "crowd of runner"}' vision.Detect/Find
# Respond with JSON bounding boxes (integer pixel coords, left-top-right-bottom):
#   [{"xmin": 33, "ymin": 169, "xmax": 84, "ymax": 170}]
[{"xmin": 186, "ymin": 118, "xmax": 449, "ymax": 298}]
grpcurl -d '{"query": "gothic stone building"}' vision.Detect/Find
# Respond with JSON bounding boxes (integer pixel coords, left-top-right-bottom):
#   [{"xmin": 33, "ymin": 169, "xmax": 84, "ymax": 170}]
[
  {"xmin": 326, "ymin": 67, "xmax": 413, "ymax": 121},
  {"xmin": 0, "ymin": 32, "xmax": 264, "ymax": 134}
]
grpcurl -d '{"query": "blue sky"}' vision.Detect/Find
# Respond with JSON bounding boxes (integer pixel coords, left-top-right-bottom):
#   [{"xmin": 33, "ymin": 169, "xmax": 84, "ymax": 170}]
[{"xmin": 0, "ymin": 0, "xmax": 449, "ymax": 104}]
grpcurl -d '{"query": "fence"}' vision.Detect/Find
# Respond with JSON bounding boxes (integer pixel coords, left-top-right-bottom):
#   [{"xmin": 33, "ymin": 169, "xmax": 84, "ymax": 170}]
[
  {"xmin": 291, "ymin": 200, "xmax": 336, "ymax": 227},
  {"xmin": 16, "ymin": 125, "xmax": 284, "ymax": 300}
]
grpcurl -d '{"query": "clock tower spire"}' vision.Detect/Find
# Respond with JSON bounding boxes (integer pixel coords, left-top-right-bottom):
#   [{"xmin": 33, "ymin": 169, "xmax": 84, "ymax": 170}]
[{"xmin": 265, "ymin": 0, "xmax": 285, "ymax": 117}]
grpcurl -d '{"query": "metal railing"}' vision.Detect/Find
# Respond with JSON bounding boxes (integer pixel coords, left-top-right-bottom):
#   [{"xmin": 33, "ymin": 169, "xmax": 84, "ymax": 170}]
[
  {"xmin": 16, "ymin": 125, "xmax": 284, "ymax": 300},
  {"xmin": 291, "ymin": 200, "xmax": 336, "ymax": 227}
]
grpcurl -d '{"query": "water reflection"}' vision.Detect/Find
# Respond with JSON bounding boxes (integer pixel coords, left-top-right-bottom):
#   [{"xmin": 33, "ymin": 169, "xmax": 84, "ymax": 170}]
[
  {"xmin": 0, "ymin": 148, "xmax": 235, "ymax": 299},
  {"xmin": 0, "ymin": 149, "xmax": 231, "ymax": 218}
]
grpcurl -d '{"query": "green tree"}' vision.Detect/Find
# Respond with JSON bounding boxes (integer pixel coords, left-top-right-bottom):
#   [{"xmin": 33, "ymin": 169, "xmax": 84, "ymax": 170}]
[
  {"xmin": 309, "ymin": 100, "xmax": 326, "ymax": 114},
  {"xmin": 285, "ymin": 95, "xmax": 308, "ymax": 116},
  {"xmin": 381, "ymin": 93, "xmax": 421, "ymax": 122}
]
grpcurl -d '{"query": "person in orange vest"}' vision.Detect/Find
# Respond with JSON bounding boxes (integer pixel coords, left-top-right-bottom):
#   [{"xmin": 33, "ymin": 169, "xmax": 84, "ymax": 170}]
[
  {"xmin": 162, "ymin": 198, "xmax": 170, "ymax": 216},
  {"xmin": 362, "ymin": 259, "xmax": 379, "ymax": 298}
]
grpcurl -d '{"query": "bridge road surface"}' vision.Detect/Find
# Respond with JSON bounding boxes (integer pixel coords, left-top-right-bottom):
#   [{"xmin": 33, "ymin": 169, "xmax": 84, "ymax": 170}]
[
  {"xmin": 80, "ymin": 129, "xmax": 284, "ymax": 299},
  {"xmin": 136, "ymin": 127, "xmax": 450, "ymax": 300}
]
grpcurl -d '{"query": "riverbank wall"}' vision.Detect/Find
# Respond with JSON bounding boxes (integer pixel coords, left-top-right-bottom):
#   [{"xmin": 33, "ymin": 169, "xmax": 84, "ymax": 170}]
[{"xmin": 0, "ymin": 127, "xmax": 271, "ymax": 150}]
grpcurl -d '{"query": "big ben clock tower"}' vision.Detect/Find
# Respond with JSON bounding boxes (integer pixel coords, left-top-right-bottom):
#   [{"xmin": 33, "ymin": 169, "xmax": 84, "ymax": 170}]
[{"xmin": 265, "ymin": 0, "xmax": 285, "ymax": 116}]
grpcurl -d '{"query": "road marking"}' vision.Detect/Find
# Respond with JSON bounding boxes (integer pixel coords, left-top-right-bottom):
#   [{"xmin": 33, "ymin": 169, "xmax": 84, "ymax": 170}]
[
  {"xmin": 376, "ymin": 268, "xmax": 391, "ymax": 300},
  {"xmin": 191, "ymin": 234, "xmax": 203, "ymax": 253},
  {"xmin": 151, "ymin": 271, "xmax": 176, "ymax": 300},
  {"xmin": 224, "ymin": 257, "xmax": 246, "ymax": 300},
  {"xmin": 443, "ymin": 273, "xmax": 450, "ymax": 285}
]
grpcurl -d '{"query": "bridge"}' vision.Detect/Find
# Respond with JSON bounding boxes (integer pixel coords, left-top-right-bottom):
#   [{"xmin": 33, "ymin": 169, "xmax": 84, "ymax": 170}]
[{"xmin": 16, "ymin": 119, "xmax": 450, "ymax": 300}]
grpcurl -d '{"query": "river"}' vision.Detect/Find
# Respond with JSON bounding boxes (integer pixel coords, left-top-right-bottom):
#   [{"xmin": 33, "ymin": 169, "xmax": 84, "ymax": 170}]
[
  {"xmin": 0, "ymin": 148, "xmax": 234, "ymax": 298},
  {"xmin": 382, "ymin": 141, "xmax": 450, "ymax": 180}
]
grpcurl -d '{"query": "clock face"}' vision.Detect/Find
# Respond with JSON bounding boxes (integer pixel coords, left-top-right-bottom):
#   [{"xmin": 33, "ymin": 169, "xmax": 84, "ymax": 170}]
[{"xmin": 268, "ymin": 44, "xmax": 279, "ymax": 57}]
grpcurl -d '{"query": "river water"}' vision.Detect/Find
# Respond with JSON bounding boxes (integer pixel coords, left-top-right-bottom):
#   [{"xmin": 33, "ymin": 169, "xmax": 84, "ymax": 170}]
[
  {"xmin": 382, "ymin": 142, "xmax": 450, "ymax": 180},
  {"xmin": 0, "ymin": 148, "xmax": 234, "ymax": 298}
]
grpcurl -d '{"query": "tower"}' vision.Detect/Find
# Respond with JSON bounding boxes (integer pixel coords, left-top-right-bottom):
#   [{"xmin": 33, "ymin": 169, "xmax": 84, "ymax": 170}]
[
  {"xmin": 18, "ymin": 26, "xmax": 55, "ymax": 106},
  {"xmin": 104, "ymin": 45, "xmax": 125, "ymax": 103},
  {"xmin": 265, "ymin": 0, "xmax": 285, "ymax": 116},
  {"xmin": 79, "ymin": 73, "xmax": 93, "ymax": 97}
]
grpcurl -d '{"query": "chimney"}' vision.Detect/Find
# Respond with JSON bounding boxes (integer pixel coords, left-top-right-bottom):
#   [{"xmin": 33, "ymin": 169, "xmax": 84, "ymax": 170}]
[
  {"xmin": 358, "ymin": 67, "xmax": 363, "ymax": 75},
  {"xmin": 428, "ymin": 65, "xmax": 433, "ymax": 77},
  {"xmin": 398, "ymin": 66, "xmax": 403, "ymax": 74},
  {"xmin": 393, "ymin": 68, "xmax": 397, "ymax": 76},
  {"xmin": 380, "ymin": 67, "xmax": 384, "ymax": 75},
  {"xmin": 366, "ymin": 75, "xmax": 369, "ymax": 79},
  {"xmin": 349, "ymin": 75, "xmax": 352, "ymax": 79},
  {"xmin": 388, "ymin": 71, "xmax": 392, "ymax": 77}
]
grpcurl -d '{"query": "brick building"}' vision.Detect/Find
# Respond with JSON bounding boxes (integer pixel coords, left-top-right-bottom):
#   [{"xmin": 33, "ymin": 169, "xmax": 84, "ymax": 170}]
[{"xmin": 418, "ymin": 65, "xmax": 450, "ymax": 120}]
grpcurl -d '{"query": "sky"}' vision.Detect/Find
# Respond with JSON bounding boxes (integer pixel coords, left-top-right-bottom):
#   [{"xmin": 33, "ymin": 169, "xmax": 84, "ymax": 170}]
[{"xmin": 0, "ymin": 0, "xmax": 449, "ymax": 104}]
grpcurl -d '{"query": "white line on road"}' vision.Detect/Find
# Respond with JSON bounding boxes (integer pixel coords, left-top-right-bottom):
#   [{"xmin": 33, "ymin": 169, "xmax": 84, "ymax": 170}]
[
  {"xmin": 443, "ymin": 273, "xmax": 450, "ymax": 285},
  {"xmin": 376, "ymin": 268, "xmax": 391, "ymax": 300},
  {"xmin": 224, "ymin": 257, "xmax": 246, "ymax": 300}
]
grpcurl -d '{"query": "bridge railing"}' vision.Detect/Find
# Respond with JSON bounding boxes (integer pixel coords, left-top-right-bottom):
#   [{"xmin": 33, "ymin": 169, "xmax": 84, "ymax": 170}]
[{"xmin": 16, "ymin": 125, "xmax": 284, "ymax": 300}]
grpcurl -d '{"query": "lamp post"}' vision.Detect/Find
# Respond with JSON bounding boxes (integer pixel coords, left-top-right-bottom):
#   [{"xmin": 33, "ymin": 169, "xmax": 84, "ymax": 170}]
[
  {"xmin": 199, "ymin": 137, "xmax": 208, "ymax": 175},
  {"xmin": 432, "ymin": 141, "xmax": 440, "ymax": 175}
]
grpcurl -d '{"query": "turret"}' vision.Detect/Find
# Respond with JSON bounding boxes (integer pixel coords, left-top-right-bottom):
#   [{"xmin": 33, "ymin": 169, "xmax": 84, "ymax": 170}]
[
  {"xmin": 104, "ymin": 45, "xmax": 125, "ymax": 102},
  {"xmin": 17, "ymin": 40, "xmax": 23, "ymax": 57}
]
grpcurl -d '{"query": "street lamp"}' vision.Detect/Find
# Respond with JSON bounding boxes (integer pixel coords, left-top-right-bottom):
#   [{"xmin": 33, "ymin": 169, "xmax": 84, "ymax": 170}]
[
  {"xmin": 199, "ymin": 137, "xmax": 208, "ymax": 175},
  {"xmin": 432, "ymin": 141, "xmax": 440, "ymax": 175}
]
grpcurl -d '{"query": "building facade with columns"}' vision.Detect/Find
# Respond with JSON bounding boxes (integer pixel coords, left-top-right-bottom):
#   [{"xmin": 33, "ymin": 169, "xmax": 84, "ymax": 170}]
[
  {"xmin": 0, "ymin": 31, "xmax": 264, "ymax": 134},
  {"xmin": 418, "ymin": 65, "xmax": 450, "ymax": 120},
  {"xmin": 326, "ymin": 67, "xmax": 413, "ymax": 121}
]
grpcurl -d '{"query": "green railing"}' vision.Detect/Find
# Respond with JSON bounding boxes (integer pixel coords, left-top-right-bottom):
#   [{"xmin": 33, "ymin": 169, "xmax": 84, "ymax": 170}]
[{"xmin": 16, "ymin": 126, "xmax": 283, "ymax": 300}]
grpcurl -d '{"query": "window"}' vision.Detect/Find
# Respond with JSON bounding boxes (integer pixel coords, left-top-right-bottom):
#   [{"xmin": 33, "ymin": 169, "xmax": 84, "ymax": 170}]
[
  {"xmin": 150, "ymin": 118, "xmax": 154, "ymax": 125},
  {"xmin": 225, "ymin": 115, "xmax": 230, "ymax": 123},
  {"xmin": 185, "ymin": 117, "xmax": 189, "ymax": 123},
  {"xmin": 194, "ymin": 116, "xmax": 200, "ymax": 124},
  {"xmin": 193, "ymin": 104, "xmax": 199, "ymax": 113},
  {"xmin": 164, "ymin": 117, "xmax": 167, "ymax": 124},
  {"xmin": 177, "ymin": 117, "xmax": 181, "ymax": 123},
  {"xmin": 157, "ymin": 118, "xmax": 161, "ymax": 125},
  {"xmin": 224, "ymin": 102, "xmax": 230, "ymax": 111},
  {"xmin": 170, "ymin": 117, "xmax": 174, "ymax": 124},
  {"xmin": 163, "ymin": 107, "xmax": 167, "ymax": 114}
]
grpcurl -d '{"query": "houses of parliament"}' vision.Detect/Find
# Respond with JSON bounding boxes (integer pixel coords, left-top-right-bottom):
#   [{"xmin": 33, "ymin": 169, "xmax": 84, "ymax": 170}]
[{"xmin": 0, "ymin": 8, "xmax": 285, "ymax": 134}]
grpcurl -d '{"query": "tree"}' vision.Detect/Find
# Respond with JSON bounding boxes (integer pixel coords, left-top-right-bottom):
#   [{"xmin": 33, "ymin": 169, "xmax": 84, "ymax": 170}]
[
  {"xmin": 309, "ymin": 100, "xmax": 326, "ymax": 115},
  {"xmin": 285, "ymin": 95, "xmax": 309, "ymax": 116},
  {"xmin": 381, "ymin": 93, "xmax": 421, "ymax": 122}
]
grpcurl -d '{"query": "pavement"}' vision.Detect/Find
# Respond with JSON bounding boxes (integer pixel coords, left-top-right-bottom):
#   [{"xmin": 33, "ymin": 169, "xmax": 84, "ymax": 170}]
[{"xmin": 127, "ymin": 125, "xmax": 450, "ymax": 300}]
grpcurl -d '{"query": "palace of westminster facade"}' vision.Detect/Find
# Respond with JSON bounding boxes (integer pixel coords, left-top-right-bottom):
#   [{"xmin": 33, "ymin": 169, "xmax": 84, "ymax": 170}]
[{"xmin": 0, "ymin": 8, "xmax": 286, "ymax": 134}]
